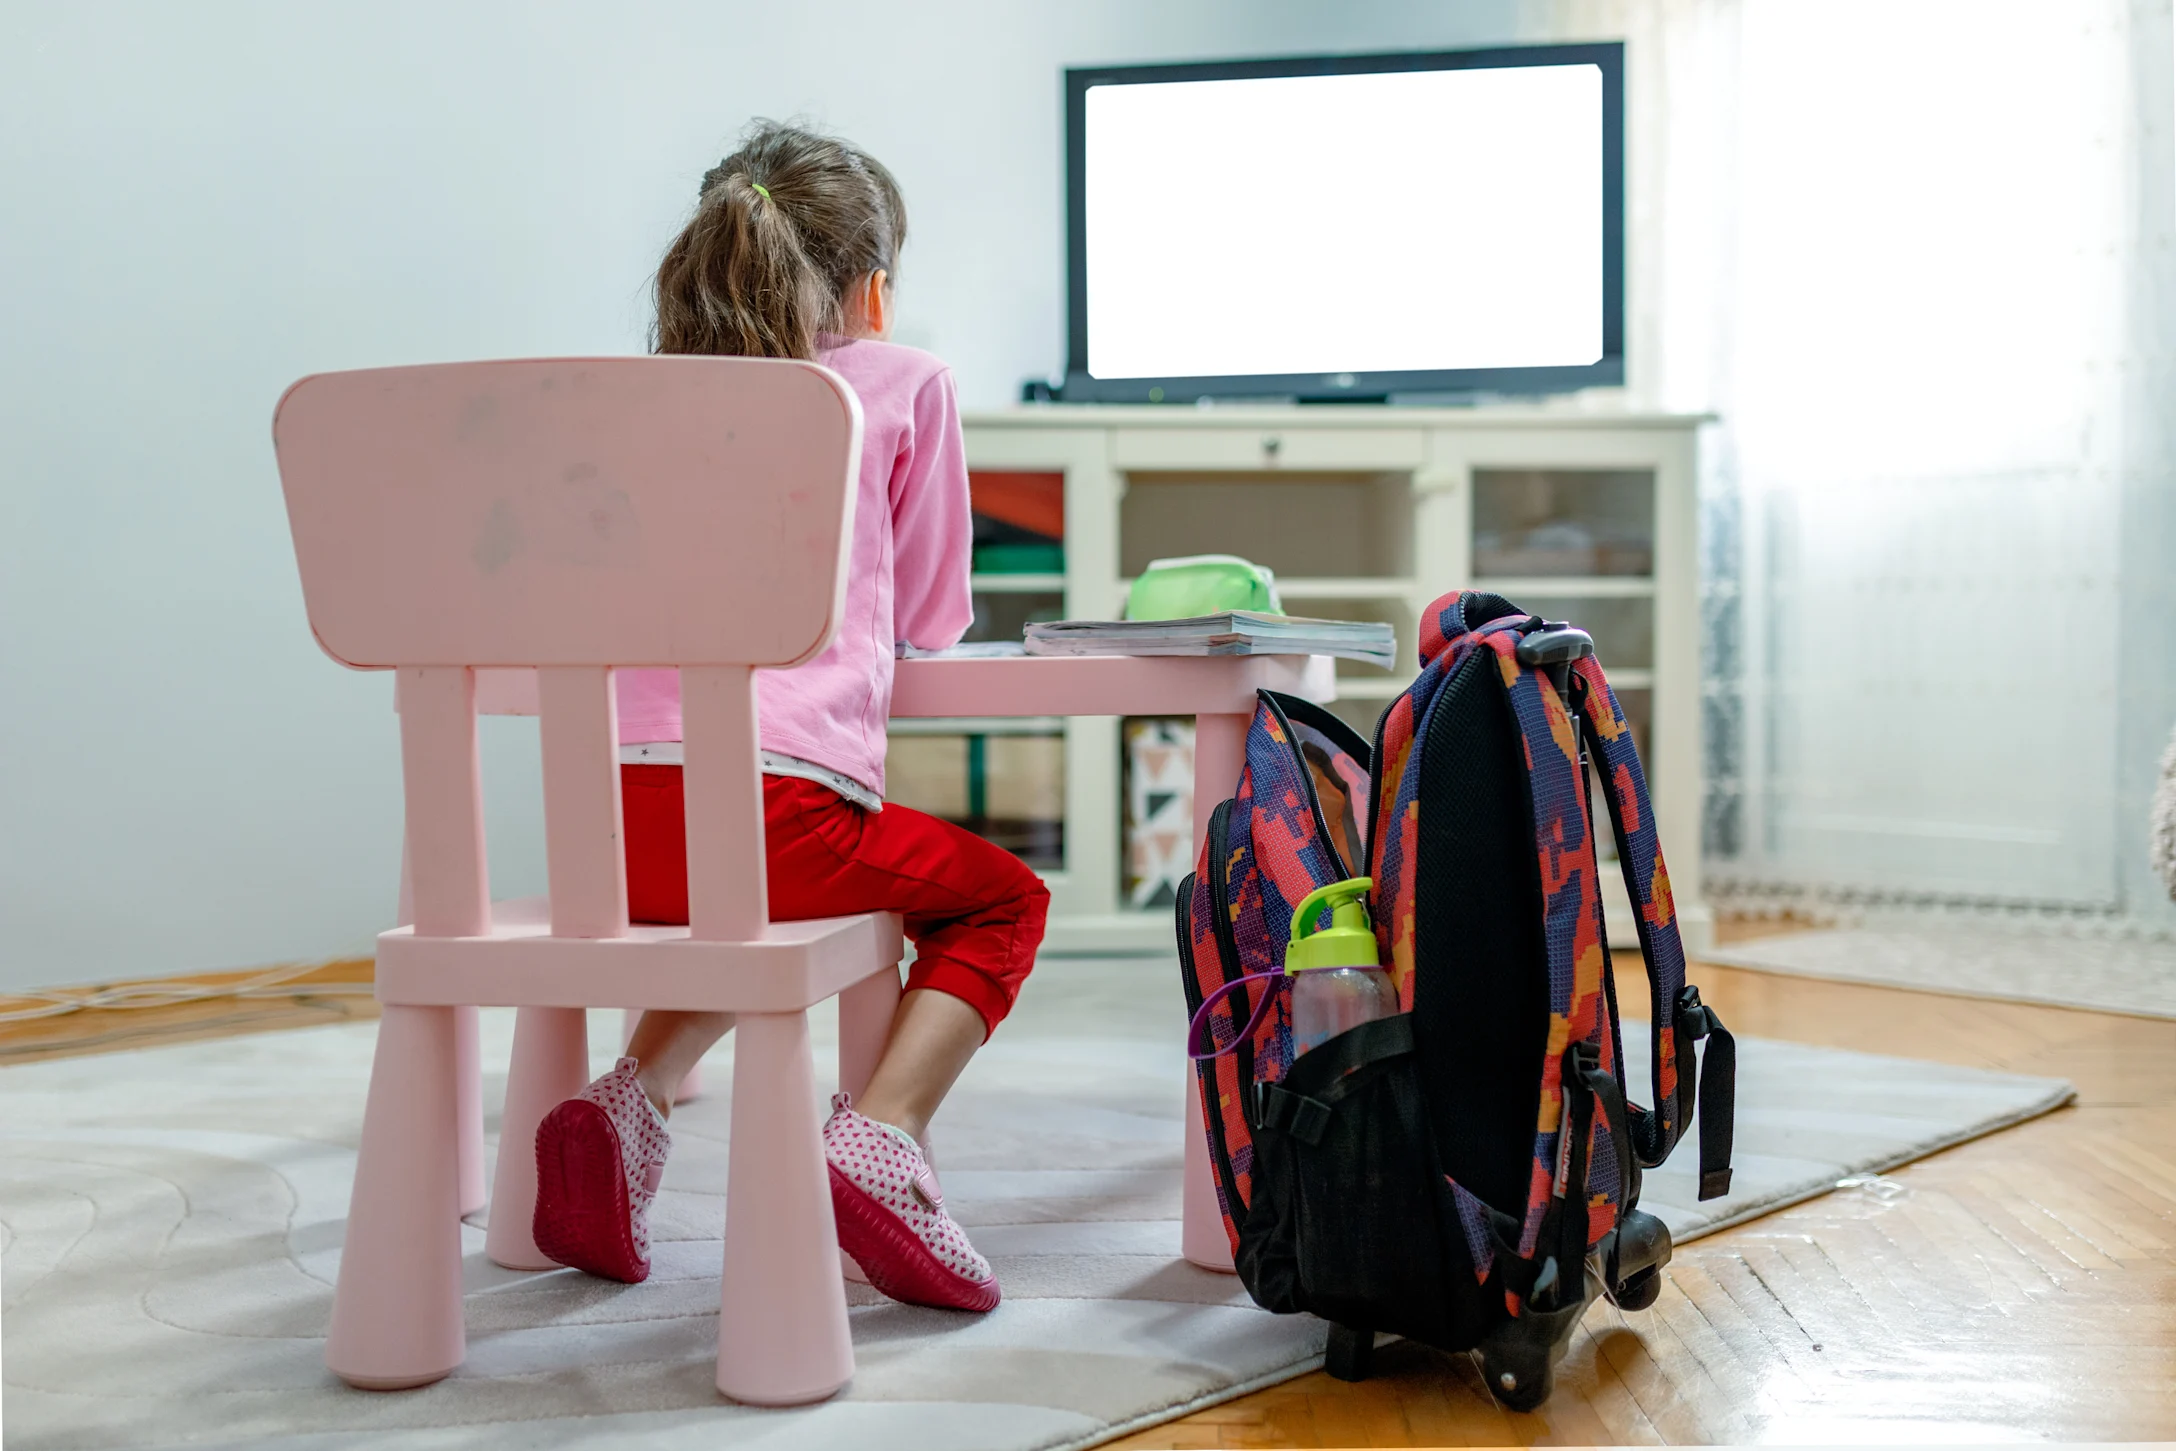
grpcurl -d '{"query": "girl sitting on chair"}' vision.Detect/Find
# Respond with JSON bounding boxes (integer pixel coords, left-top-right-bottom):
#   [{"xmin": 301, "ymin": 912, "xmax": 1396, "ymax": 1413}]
[{"xmin": 531, "ymin": 120, "xmax": 1047, "ymax": 1314}]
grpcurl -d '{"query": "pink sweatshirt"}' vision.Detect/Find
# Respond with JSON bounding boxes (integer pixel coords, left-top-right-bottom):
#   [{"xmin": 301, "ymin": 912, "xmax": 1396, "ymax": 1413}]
[{"xmin": 615, "ymin": 338, "xmax": 974, "ymax": 796}]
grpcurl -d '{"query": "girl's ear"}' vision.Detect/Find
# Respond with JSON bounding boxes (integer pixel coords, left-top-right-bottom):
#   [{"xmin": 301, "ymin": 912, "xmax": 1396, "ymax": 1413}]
[{"xmin": 861, "ymin": 269, "xmax": 891, "ymax": 339}]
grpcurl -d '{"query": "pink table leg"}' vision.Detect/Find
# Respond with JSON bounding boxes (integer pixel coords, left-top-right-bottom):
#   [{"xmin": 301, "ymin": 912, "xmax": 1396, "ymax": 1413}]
[{"xmin": 1183, "ymin": 712, "xmax": 1246, "ymax": 1274}]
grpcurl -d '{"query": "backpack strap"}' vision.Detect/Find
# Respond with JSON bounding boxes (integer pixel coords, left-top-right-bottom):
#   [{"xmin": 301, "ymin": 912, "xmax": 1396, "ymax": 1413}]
[
  {"xmin": 1472, "ymin": 619, "xmax": 1619, "ymax": 1264},
  {"xmin": 1570, "ymin": 656, "xmax": 1737, "ymax": 1200},
  {"xmin": 1678, "ymin": 986, "xmax": 1738, "ymax": 1200},
  {"xmin": 1564, "ymin": 1041, "xmax": 1634, "ymax": 1283}
]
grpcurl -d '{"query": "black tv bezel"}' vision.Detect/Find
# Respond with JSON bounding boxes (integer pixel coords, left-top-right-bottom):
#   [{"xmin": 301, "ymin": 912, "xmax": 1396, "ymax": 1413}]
[{"xmin": 1061, "ymin": 42, "xmax": 1625, "ymax": 404}]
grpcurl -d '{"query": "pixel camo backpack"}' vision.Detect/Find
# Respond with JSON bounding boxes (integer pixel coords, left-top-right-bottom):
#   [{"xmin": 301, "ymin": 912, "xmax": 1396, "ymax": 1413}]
[{"xmin": 1177, "ymin": 590, "xmax": 1738, "ymax": 1411}]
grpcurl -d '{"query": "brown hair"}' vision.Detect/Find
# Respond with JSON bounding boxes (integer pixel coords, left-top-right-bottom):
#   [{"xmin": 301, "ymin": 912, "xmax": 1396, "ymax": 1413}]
[{"xmin": 653, "ymin": 121, "xmax": 907, "ymax": 360}]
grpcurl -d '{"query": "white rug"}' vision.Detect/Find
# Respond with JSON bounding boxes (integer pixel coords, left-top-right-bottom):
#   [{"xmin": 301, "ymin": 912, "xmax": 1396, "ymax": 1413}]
[
  {"xmin": 0, "ymin": 956, "xmax": 2073, "ymax": 1450},
  {"xmin": 1704, "ymin": 923, "xmax": 2176, "ymax": 1020}
]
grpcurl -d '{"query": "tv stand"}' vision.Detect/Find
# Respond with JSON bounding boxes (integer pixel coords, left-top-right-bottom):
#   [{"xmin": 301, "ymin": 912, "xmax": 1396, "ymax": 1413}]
[{"xmin": 930, "ymin": 402, "xmax": 1713, "ymax": 955}]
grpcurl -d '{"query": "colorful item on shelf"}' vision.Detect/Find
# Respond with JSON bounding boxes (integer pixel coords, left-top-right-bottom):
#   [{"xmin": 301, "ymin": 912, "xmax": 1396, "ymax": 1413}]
[
  {"xmin": 1125, "ymin": 554, "xmax": 1282, "ymax": 621},
  {"xmin": 1123, "ymin": 717, "xmax": 1195, "ymax": 910},
  {"xmin": 972, "ymin": 541, "xmax": 1065, "ymax": 575},
  {"xmin": 967, "ymin": 471, "xmax": 1066, "ymax": 540},
  {"xmin": 969, "ymin": 471, "xmax": 1064, "ymax": 580}
]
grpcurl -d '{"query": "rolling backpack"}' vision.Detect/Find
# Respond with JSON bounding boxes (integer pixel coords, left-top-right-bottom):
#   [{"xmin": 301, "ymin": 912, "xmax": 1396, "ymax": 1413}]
[{"xmin": 1177, "ymin": 590, "xmax": 1738, "ymax": 1410}]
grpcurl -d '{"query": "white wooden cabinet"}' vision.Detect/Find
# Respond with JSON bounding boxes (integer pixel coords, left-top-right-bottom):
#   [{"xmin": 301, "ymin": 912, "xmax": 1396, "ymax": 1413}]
[{"xmin": 939, "ymin": 405, "xmax": 1712, "ymax": 955}]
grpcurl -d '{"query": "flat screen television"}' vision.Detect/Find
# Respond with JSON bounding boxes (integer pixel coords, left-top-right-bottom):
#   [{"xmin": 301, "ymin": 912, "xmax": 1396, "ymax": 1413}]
[{"xmin": 1058, "ymin": 43, "xmax": 1624, "ymax": 404}]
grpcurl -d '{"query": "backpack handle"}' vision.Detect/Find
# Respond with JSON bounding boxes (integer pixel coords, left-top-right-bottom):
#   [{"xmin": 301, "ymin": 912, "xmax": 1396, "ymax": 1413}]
[{"xmin": 1186, "ymin": 971, "xmax": 1286, "ymax": 1060}]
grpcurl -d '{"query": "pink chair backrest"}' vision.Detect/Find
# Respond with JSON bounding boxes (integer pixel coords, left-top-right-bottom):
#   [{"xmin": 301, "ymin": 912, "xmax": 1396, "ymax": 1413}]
[
  {"xmin": 274, "ymin": 357, "xmax": 862, "ymax": 670},
  {"xmin": 273, "ymin": 357, "xmax": 863, "ymax": 945}
]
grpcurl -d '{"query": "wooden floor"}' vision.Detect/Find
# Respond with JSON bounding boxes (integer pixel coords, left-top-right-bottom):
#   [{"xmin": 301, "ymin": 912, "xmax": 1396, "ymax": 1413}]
[
  {"xmin": 1112, "ymin": 950, "xmax": 2176, "ymax": 1447},
  {"xmin": 5, "ymin": 932, "xmax": 2171, "ymax": 1443},
  {"xmin": 0, "ymin": 959, "xmax": 376, "ymax": 1066}
]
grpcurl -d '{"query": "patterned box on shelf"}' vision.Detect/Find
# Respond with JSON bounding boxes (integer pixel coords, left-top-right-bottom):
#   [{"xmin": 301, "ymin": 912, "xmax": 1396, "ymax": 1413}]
[{"xmin": 1123, "ymin": 718, "xmax": 1195, "ymax": 910}]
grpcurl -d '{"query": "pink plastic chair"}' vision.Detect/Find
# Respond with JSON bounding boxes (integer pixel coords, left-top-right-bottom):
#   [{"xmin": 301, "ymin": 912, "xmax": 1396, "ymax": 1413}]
[{"xmin": 275, "ymin": 356, "xmax": 907, "ymax": 1405}]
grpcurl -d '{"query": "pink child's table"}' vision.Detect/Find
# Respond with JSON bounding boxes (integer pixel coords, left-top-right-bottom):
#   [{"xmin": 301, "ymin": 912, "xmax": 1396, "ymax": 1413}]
[{"xmin": 468, "ymin": 651, "xmax": 1338, "ymax": 1273}]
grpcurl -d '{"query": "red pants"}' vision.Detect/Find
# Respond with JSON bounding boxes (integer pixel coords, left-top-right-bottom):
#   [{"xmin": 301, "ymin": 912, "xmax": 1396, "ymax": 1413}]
[{"xmin": 620, "ymin": 767, "xmax": 1048, "ymax": 1037}]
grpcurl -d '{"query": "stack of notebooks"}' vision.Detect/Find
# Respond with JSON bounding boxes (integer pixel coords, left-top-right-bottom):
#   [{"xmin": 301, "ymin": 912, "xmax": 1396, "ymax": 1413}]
[{"xmin": 1023, "ymin": 612, "xmax": 1395, "ymax": 667}]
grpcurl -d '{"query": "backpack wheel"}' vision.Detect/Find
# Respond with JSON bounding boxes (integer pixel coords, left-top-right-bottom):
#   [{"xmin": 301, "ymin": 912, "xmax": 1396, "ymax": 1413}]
[
  {"xmin": 1324, "ymin": 1322, "xmax": 1374, "ymax": 1382},
  {"xmin": 1609, "ymin": 1265, "xmax": 1664, "ymax": 1311},
  {"xmin": 1475, "ymin": 1263, "xmax": 1588, "ymax": 1413},
  {"xmin": 1477, "ymin": 1336, "xmax": 1553, "ymax": 1413}
]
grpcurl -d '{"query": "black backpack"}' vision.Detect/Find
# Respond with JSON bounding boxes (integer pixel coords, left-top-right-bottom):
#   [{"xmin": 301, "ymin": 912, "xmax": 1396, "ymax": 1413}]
[{"xmin": 1178, "ymin": 590, "xmax": 1737, "ymax": 1409}]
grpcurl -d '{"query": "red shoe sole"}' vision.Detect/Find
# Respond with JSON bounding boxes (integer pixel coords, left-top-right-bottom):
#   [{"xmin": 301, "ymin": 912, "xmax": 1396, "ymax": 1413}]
[
  {"xmin": 828, "ymin": 1164, "xmax": 999, "ymax": 1313},
  {"xmin": 533, "ymin": 1099, "xmax": 649, "ymax": 1283}
]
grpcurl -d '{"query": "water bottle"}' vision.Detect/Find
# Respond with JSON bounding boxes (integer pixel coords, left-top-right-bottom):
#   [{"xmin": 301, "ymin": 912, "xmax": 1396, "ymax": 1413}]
[{"xmin": 1286, "ymin": 877, "xmax": 1400, "ymax": 1057}]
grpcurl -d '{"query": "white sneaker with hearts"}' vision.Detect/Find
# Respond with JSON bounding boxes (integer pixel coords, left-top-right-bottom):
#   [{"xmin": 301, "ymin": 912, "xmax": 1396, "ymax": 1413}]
[
  {"xmin": 823, "ymin": 1095, "xmax": 997, "ymax": 1312},
  {"xmin": 532, "ymin": 1057, "xmax": 670, "ymax": 1283}
]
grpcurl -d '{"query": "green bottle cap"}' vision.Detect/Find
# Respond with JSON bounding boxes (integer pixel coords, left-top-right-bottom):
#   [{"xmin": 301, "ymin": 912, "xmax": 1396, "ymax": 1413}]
[{"xmin": 1286, "ymin": 877, "xmax": 1381, "ymax": 973}]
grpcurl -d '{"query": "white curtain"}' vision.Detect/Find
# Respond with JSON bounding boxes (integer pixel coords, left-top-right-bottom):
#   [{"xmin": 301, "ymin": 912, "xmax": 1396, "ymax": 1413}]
[{"xmin": 1524, "ymin": 0, "xmax": 2176, "ymax": 924}]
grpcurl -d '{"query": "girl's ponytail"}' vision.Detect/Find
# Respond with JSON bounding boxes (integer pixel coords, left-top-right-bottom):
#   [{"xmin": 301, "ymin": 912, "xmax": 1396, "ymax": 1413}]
[{"xmin": 654, "ymin": 121, "xmax": 906, "ymax": 361}]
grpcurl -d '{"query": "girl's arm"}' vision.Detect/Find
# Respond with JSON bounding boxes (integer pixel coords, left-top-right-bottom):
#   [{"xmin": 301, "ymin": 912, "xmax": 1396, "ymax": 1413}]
[{"xmin": 890, "ymin": 367, "xmax": 975, "ymax": 652}]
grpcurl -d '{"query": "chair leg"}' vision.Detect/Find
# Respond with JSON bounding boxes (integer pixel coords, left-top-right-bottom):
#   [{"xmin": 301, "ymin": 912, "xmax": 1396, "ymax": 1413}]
[
  {"xmin": 716, "ymin": 1009, "xmax": 853, "ymax": 1406},
  {"xmin": 455, "ymin": 1005, "xmax": 486, "ymax": 1217},
  {"xmin": 399, "ymin": 840, "xmax": 485, "ymax": 1219},
  {"xmin": 834, "ymin": 969, "xmax": 897, "ymax": 1290},
  {"xmin": 837, "ymin": 963, "xmax": 902, "ymax": 1104},
  {"xmin": 621, "ymin": 1006, "xmax": 703, "ymax": 1102},
  {"xmin": 326, "ymin": 1004, "xmax": 466, "ymax": 1389},
  {"xmin": 486, "ymin": 1005, "xmax": 589, "ymax": 1270}
]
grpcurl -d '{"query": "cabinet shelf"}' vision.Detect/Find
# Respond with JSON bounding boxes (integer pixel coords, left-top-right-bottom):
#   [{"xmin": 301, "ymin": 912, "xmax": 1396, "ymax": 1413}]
[
  {"xmin": 890, "ymin": 716, "xmax": 1066, "ymax": 737},
  {"xmin": 970, "ymin": 573, "xmax": 1067, "ymax": 594},
  {"xmin": 1329, "ymin": 677, "xmax": 1408, "ymax": 700},
  {"xmin": 1111, "ymin": 575, "xmax": 1419, "ymax": 603},
  {"xmin": 1272, "ymin": 577, "xmax": 1419, "ymax": 601},
  {"xmin": 1471, "ymin": 576, "xmax": 1655, "ymax": 599}
]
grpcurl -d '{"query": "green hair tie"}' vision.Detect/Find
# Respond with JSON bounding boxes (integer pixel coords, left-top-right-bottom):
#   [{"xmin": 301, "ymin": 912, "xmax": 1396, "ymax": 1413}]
[{"xmin": 750, "ymin": 181, "xmax": 772, "ymax": 201}]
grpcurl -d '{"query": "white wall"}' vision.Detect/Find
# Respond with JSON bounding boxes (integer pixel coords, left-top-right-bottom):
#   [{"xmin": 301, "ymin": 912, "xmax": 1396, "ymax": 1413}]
[{"xmin": 0, "ymin": 0, "xmax": 1522, "ymax": 990}]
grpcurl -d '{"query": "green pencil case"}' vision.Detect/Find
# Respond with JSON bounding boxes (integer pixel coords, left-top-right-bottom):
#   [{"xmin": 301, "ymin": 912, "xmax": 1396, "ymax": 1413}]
[{"xmin": 1125, "ymin": 555, "xmax": 1284, "ymax": 621}]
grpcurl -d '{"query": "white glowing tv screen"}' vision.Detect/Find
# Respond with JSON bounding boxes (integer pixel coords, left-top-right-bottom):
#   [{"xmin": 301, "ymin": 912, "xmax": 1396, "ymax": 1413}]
[{"xmin": 1062, "ymin": 44, "xmax": 1624, "ymax": 402}]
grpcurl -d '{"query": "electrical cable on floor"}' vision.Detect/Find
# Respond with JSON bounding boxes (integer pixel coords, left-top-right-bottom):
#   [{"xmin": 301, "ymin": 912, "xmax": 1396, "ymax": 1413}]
[{"xmin": 0, "ymin": 961, "xmax": 375, "ymax": 1025}]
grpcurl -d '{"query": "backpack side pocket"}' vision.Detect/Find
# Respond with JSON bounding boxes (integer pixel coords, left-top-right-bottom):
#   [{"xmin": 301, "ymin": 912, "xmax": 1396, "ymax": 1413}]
[{"xmin": 1237, "ymin": 1015, "xmax": 1489, "ymax": 1349}]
